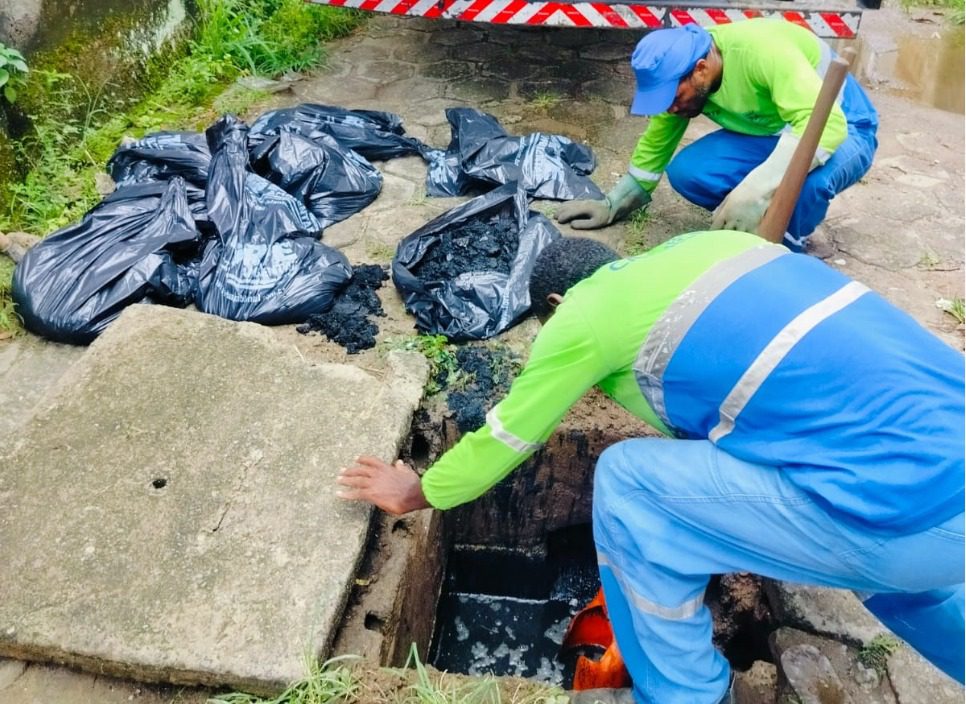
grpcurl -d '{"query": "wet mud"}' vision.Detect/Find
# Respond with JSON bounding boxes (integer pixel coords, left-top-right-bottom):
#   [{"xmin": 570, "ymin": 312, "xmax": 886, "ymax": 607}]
[
  {"xmin": 413, "ymin": 218, "xmax": 518, "ymax": 282},
  {"xmin": 297, "ymin": 264, "xmax": 388, "ymax": 353},
  {"xmin": 445, "ymin": 345, "xmax": 520, "ymax": 433}
]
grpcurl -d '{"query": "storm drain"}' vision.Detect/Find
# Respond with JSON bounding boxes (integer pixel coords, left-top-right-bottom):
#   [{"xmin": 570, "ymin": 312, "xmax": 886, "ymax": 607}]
[{"xmin": 430, "ymin": 526, "xmax": 600, "ymax": 686}]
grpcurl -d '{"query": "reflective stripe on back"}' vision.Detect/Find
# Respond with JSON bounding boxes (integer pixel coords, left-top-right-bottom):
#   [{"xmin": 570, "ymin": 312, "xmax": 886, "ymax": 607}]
[
  {"xmin": 708, "ymin": 280, "xmax": 869, "ymax": 443},
  {"xmin": 634, "ymin": 245, "xmax": 788, "ymax": 434}
]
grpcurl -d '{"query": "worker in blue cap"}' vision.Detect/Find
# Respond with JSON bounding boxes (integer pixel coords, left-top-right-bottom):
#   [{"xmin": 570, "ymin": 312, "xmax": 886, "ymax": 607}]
[{"xmin": 555, "ymin": 19, "xmax": 879, "ymax": 253}]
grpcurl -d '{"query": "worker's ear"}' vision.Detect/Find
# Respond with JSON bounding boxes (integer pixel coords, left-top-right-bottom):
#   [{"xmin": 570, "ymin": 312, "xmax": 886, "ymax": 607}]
[
  {"xmin": 691, "ymin": 57, "xmax": 710, "ymax": 80},
  {"xmin": 546, "ymin": 293, "xmax": 564, "ymax": 310}
]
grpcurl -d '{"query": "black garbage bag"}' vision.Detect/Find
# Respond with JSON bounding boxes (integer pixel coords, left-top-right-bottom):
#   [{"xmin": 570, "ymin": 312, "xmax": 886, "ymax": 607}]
[
  {"xmin": 250, "ymin": 129, "xmax": 382, "ymax": 230},
  {"xmin": 392, "ymin": 182, "xmax": 559, "ymax": 341},
  {"xmin": 106, "ymin": 131, "xmax": 216, "ymax": 234},
  {"xmin": 425, "ymin": 107, "xmax": 604, "ymax": 201},
  {"xmin": 195, "ymin": 115, "xmax": 352, "ymax": 324},
  {"xmin": 107, "ymin": 131, "xmax": 212, "ymax": 189},
  {"xmin": 12, "ymin": 178, "xmax": 201, "ymax": 345},
  {"xmin": 248, "ymin": 103, "xmax": 430, "ymax": 162}
]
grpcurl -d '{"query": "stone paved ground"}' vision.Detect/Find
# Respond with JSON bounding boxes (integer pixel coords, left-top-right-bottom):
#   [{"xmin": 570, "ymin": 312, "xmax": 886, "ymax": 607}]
[{"xmin": 0, "ymin": 6, "xmax": 962, "ymax": 703}]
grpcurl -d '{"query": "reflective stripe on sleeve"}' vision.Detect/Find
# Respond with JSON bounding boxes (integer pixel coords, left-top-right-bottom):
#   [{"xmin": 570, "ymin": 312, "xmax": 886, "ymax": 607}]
[
  {"xmin": 598, "ymin": 553, "xmax": 705, "ymax": 620},
  {"xmin": 485, "ymin": 407, "xmax": 542, "ymax": 454},
  {"xmin": 709, "ymin": 280, "xmax": 869, "ymax": 443},
  {"xmin": 634, "ymin": 246, "xmax": 789, "ymax": 433},
  {"xmin": 628, "ymin": 165, "xmax": 662, "ymax": 183}
]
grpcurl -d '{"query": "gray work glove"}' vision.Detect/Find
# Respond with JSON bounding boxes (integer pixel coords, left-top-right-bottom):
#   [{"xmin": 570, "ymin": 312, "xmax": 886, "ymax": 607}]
[{"xmin": 556, "ymin": 174, "xmax": 651, "ymax": 230}]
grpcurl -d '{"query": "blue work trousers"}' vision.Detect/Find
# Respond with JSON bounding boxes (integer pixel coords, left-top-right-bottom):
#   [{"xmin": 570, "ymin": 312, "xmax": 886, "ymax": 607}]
[
  {"xmin": 665, "ymin": 102, "xmax": 877, "ymax": 249},
  {"xmin": 593, "ymin": 438, "xmax": 965, "ymax": 704}
]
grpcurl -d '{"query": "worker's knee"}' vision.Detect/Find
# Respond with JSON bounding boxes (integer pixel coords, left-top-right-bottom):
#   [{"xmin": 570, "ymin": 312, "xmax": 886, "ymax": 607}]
[
  {"xmin": 594, "ymin": 438, "xmax": 685, "ymax": 501},
  {"xmin": 665, "ymin": 150, "xmax": 708, "ymax": 204}
]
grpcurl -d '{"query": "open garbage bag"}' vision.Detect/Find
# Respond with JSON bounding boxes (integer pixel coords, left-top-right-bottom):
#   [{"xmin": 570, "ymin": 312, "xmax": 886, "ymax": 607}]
[
  {"xmin": 392, "ymin": 182, "xmax": 559, "ymax": 340},
  {"xmin": 425, "ymin": 107, "xmax": 604, "ymax": 201},
  {"xmin": 12, "ymin": 178, "xmax": 200, "ymax": 345},
  {"xmin": 195, "ymin": 115, "xmax": 352, "ymax": 324},
  {"xmin": 248, "ymin": 103, "xmax": 430, "ymax": 162},
  {"xmin": 250, "ymin": 129, "xmax": 383, "ymax": 230}
]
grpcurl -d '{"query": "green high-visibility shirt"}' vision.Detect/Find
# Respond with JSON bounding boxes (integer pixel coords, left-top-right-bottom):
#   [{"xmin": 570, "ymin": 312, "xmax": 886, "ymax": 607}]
[
  {"xmin": 629, "ymin": 19, "xmax": 849, "ymax": 193},
  {"xmin": 420, "ymin": 230, "xmax": 776, "ymax": 510}
]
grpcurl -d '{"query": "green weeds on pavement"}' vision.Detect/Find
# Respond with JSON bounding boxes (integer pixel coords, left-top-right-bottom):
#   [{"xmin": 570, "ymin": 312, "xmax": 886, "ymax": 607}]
[
  {"xmin": 621, "ymin": 206, "xmax": 652, "ymax": 256},
  {"xmin": 857, "ymin": 634, "xmax": 902, "ymax": 675},
  {"xmin": 937, "ymin": 296, "xmax": 966, "ymax": 324},
  {"xmin": 396, "ymin": 334, "xmax": 461, "ymax": 395},
  {"xmin": 209, "ymin": 656, "xmax": 360, "ymax": 704}
]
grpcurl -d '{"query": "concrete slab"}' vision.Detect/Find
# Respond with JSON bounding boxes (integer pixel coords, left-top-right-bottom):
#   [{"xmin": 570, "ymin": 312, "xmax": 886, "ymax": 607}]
[
  {"xmin": 0, "ymin": 335, "xmax": 84, "ymax": 441},
  {"xmin": 0, "ymin": 304, "xmax": 427, "ymax": 693}
]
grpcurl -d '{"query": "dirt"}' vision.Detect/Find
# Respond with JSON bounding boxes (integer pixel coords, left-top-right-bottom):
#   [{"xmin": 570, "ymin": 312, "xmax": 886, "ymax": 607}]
[
  {"xmin": 296, "ymin": 264, "xmax": 388, "ymax": 353},
  {"xmin": 413, "ymin": 217, "xmax": 518, "ymax": 282}
]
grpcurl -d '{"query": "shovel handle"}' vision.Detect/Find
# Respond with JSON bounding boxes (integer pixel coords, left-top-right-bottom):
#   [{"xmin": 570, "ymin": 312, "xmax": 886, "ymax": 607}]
[{"xmin": 757, "ymin": 47, "xmax": 857, "ymax": 244}]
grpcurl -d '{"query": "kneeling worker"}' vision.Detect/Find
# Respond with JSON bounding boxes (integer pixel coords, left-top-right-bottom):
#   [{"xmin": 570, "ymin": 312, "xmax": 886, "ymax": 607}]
[
  {"xmin": 556, "ymin": 20, "xmax": 879, "ymax": 253},
  {"xmin": 338, "ymin": 232, "xmax": 963, "ymax": 704}
]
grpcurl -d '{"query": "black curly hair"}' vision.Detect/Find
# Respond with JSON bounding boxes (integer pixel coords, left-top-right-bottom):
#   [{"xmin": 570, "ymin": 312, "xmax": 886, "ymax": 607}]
[{"xmin": 528, "ymin": 237, "xmax": 620, "ymax": 319}]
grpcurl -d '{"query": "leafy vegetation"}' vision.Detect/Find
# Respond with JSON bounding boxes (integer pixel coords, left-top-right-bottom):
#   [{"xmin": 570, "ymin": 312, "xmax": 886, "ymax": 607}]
[
  {"xmin": 397, "ymin": 335, "xmax": 461, "ymax": 395},
  {"xmin": 0, "ymin": 43, "xmax": 29, "ymax": 104}
]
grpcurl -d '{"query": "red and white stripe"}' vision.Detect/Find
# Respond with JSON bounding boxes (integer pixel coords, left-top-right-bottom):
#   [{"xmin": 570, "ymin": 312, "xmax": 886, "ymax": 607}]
[{"xmin": 310, "ymin": 0, "xmax": 861, "ymax": 37}]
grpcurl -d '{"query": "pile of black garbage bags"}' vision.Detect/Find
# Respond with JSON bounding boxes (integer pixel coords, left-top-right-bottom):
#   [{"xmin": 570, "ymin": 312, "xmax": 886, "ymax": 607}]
[{"xmin": 13, "ymin": 105, "xmax": 603, "ymax": 344}]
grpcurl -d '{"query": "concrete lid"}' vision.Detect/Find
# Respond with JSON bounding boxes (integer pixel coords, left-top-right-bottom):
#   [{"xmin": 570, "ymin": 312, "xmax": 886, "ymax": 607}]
[{"xmin": 0, "ymin": 304, "xmax": 427, "ymax": 693}]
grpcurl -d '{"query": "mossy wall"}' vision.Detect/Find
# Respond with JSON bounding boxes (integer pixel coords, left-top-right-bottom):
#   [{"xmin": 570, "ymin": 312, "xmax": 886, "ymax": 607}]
[{"xmin": 0, "ymin": 0, "xmax": 193, "ymax": 162}]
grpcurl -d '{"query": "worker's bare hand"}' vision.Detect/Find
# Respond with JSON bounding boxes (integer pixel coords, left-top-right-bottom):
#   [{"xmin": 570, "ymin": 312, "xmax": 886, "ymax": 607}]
[{"xmin": 336, "ymin": 456, "xmax": 430, "ymax": 516}]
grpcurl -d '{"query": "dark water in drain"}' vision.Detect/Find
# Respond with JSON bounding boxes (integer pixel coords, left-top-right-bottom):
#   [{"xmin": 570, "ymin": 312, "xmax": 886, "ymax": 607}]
[{"xmin": 431, "ymin": 527, "xmax": 600, "ymax": 685}]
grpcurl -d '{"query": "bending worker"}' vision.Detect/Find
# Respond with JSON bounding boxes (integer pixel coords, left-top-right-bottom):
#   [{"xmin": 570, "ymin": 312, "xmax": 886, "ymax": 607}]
[
  {"xmin": 337, "ymin": 231, "xmax": 964, "ymax": 704},
  {"xmin": 556, "ymin": 20, "xmax": 879, "ymax": 252}
]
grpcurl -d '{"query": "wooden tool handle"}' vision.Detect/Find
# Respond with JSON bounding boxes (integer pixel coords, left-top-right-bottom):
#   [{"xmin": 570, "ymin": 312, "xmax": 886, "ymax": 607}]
[{"xmin": 757, "ymin": 47, "xmax": 857, "ymax": 244}]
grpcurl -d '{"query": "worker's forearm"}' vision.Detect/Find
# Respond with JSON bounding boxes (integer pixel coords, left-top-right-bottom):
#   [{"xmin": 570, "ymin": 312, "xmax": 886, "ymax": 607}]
[{"xmin": 420, "ymin": 423, "xmax": 537, "ymax": 510}]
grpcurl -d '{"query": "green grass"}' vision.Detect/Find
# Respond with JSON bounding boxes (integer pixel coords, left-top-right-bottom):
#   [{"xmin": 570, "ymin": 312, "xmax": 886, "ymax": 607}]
[
  {"xmin": 0, "ymin": 0, "xmax": 364, "ymax": 337},
  {"xmin": 621, "ymin": 206, "xmax": 651, "ymax": 256},
  {"xmin": 209, "ymin": 646, "xmax": 567, "ymax": 704},
  {"xmin": 937, "ymin": 296, "xmax": 966, "ymax": 324},
  {"xmin": 209, "ymin": 656, "xmax": 360, "ymax": 704}
]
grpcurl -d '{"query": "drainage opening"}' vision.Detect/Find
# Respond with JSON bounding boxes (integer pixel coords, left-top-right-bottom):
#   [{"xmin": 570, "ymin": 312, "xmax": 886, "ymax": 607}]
[{"xmin": 430, "ymin": 524, "xmax": 600, "ymax": 685}]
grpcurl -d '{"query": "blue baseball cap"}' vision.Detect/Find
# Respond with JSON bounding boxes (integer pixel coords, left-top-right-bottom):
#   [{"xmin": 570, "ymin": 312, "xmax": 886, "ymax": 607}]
[{"xmin": 630, "ymin": 24, "xmax": 713, "ymax": 116}]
